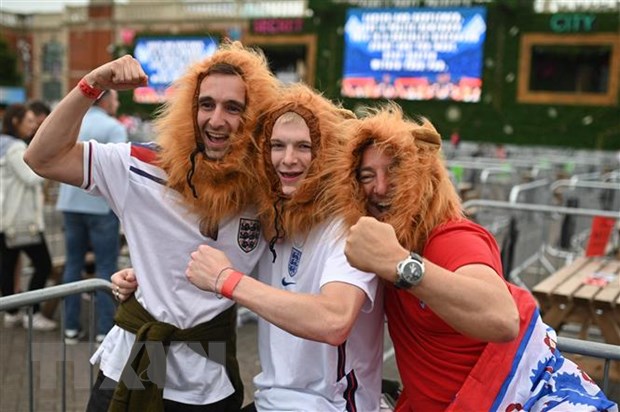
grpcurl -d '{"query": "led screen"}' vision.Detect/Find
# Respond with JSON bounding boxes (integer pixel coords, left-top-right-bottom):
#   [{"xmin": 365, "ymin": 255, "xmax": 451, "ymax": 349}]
[
  {"xmin": 342, "ymin": 7, "xmax": 487, "ymax": 102},
  {"xmin": 0, "ymin": 86, "xmax": 26, "ymax": 105},
  {"xmin": 133, "ymin": 37, "xmax": 218, "ymax": 103}
]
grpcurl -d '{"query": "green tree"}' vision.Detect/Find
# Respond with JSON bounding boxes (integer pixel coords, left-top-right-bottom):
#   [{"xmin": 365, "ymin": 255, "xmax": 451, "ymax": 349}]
[{"xmin": 0, "ymin": 36, "xmax": 22, "ymax": 86}]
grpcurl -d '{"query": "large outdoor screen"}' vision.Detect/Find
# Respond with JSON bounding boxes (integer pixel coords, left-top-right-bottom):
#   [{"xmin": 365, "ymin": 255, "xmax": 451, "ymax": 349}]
[
  {"xmin": 342, "ymin": 7, "xmax": 487, "ymax": 102},
  {"xmin": 133, "ymin": 37, "xmax": 218, "ymax": 104}
]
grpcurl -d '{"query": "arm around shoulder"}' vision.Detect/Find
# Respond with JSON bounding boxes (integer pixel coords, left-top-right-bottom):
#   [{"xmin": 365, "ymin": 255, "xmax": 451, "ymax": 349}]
[
  {"xmin": 233, "ymin": 276, "xmax": 368, "ymax": 346},
  {"xmin": 185, "ymin": 243, "xmax": 370, "ymax": 346}
]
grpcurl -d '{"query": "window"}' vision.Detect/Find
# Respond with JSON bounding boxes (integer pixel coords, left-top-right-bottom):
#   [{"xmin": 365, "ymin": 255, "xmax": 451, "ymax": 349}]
[
  {"xmin": 43, "ymin": 80, "xmax": 61, "ymax": 102},
  {"xmin": 42, "ymin": 41, "xmax": 63, "ymax": 76},
  {"xmin": 518, "ymin": 33, "xmax": 619, "ymax": 105}
]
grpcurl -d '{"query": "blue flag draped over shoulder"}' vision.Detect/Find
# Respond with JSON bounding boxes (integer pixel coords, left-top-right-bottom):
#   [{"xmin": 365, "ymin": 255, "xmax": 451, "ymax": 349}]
[{"xmin": 447, "ymin": 285, "xmax": 617, "ymax": 412}]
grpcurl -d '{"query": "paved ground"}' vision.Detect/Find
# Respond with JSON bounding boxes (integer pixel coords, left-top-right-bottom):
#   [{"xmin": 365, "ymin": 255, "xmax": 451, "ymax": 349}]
[{"xmin": 0, "ymin": 300, "xmax": 400, "ymax": 412}]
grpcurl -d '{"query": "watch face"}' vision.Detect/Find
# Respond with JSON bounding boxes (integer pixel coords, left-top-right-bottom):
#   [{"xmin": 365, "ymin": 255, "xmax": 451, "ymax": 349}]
[
  {"xmin": 396, "ymin": 254, "xmax": 424, "ymax": 289},
  {"xmin": 402, "ymin": 261, "xmax": 421, "ymax": 283}
]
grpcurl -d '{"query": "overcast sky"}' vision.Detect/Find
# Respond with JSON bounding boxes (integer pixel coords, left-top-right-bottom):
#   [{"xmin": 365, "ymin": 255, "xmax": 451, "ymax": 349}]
[
  {"xmin": 0, "ymin": 1, "xmax": 91, "ymax": 13},
  {"xmin": 1, "ymin": 1, "xmax": 138, "ymax": 13}
]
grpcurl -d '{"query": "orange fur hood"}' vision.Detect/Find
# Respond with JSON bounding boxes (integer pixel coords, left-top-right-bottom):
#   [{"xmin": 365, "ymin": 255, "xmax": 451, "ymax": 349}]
[
  {"xmin": 155, "ymin": 41, "xmax": 279, "ymax": 234},
  {"xmin": 254, "ymin": 83, "xmax": 355, "ymax": 242},
  {"xmin": 321, "ymin": 103, "xmax": 463, "ymax": 252}
]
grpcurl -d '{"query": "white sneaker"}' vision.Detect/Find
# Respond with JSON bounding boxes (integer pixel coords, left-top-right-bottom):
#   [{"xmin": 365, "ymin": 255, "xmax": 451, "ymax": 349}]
[
  {"xmin": 95, "ymin": 334, "xmax": 106, "ymax": 348},
  {"xmin": 23, "ymin": 313, "xmax": 57, "ymax": 331},
  {"xmin": 3, "ymin": 312, "xmax": 22, "ymax": 328},
  {"xmin": 64, "ymin": 329, "xmax": 84, "ymax": 345}
]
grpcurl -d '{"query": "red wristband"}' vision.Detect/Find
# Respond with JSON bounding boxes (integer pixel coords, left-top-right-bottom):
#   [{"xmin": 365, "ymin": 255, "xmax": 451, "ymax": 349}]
[
  {"xmin": 78, "ymin": 77, "xmax": 105, "ymax": 100},
  {"xmin": 220, "ymin": 271, "xmax": 244, "ymax": 300}
]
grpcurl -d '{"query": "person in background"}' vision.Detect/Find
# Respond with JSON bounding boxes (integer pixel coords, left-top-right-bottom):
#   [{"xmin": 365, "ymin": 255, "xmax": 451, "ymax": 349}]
[
  {"xmin": 27, "ymin": 100, "xmax": 52, "ymax": 135},
  {"xmin": 450, "ymin": 129, "xmax": 460, "ymax": 149},
  {"xmin": 13, "ymin": 100, "xmax": 53, "ymax": 292},
  {"xmin": 0, "ymin": 103, "xmax": 7, "ymax": 128},
  {"xmin": 0, "ymin": 104, "xmax": 57, "ymax": 331},
  {"xmin": 495, "ymin": 143, "xmax": 507, "ymax": 159},
  {"xmin": 325, "ymin": 104, "xmax": 616, "ymax": 411},
  {"xmin": 25, "ymin": 41, "xmax": 279, "ymax": 411},
  {"xmin": 184, "ymin": 83, "xmax": 383, "ymax": 412},
  {"xmin": 55, "ymin": 89, "xmax": 127, "ymax": 345}
]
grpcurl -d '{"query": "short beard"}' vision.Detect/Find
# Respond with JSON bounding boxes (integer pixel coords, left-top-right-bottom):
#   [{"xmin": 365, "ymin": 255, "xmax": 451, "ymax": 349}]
[{"xmin": 203, "ymin": 146, "xmax": 230, "ymax": 161}]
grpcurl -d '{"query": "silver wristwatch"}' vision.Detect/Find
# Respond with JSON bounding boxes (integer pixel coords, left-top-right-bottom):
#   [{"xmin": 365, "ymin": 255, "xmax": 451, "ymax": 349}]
[{"xmin": 395, "ymin": 252, "xmax": 425, "ymax": 289}]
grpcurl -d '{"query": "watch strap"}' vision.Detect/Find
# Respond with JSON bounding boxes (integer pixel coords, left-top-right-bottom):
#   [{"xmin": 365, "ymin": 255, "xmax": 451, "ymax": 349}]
[{"xmin": 395, "ymin": 252, "xmax": 425, "ymax": 289}]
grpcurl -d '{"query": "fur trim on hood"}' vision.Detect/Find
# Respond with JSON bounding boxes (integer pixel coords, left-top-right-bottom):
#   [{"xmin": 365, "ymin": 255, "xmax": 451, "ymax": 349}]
[
  {"xmin": 254, "ymin": 83, "xmax": 355, "ymax": 243},
  {"xmin": 155, "ymin": 41, "xmax": 279, "ymax": 235},
  {"xmin": 321, "ymin": 103, "xmax": 463, "ymax": 252}
]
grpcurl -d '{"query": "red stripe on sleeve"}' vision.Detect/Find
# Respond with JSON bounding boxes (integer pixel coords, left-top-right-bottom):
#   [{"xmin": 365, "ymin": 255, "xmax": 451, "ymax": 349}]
[{"xmin": 130, "ymin": 144, "xmax": 158, "ymax": 164}]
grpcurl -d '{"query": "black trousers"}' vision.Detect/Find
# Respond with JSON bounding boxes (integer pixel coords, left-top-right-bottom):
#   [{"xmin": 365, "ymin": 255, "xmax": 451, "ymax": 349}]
[
  {"xmin": 86, "ymin": 371, "xmax": 241, "ymax": 412},
  {"xmin": 0, "ymin": 233, "xmax": 52, "ymax": 314}
]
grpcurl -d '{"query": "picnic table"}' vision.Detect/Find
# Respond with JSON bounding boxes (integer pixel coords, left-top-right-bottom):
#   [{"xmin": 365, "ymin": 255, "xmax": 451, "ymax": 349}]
[{"xmin": 532, "ymin": 256, "xmax": 620, "ymax": 345}]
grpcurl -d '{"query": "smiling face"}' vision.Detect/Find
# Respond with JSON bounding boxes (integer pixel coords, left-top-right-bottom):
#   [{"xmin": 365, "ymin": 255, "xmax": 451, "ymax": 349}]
[
  {"xmin": 358, "ymin": 144, "xmax": 393, "ymax": 219},
  {"xmin": 196, "ymin": 73, "xmax": 246, "ymax": 160},
  {"xmin": 270, "ymin": 113, "xmax": 312, "ymax": 196}
]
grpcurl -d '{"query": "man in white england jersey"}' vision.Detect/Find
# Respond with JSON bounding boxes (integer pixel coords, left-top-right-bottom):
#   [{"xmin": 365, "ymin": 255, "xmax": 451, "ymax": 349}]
[
  {"xmin": 185, "ymin": 84, "xmax": 384, "ymax": 412},
  {"xmin": 24, "ymin": 41, "xmax": 279, "ymax": 411}
]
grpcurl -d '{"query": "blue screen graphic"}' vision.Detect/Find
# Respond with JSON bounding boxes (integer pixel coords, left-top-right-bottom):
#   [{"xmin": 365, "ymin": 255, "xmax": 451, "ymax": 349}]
[
  {"xmin": 133, "ymin": 37, "xmax": 218, "ymax": 103},
  {"xmin": 342, "ymin": 7, "xmax": 487, "ymax": 102}
]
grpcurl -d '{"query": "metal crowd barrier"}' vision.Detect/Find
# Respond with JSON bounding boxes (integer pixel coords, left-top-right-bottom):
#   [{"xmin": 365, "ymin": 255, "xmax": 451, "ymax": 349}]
[
  {"xmin": 508, "ymin": 178, "xmax": 551, "ymax": 204},
  {"xmin": 463, "ymin": 199, "xmax": 620, "ymax": 220},
  {"xmin": 0, "ymin": 279, "xmax": 113, "ymax": 412},
  {"xmin": 551, "ymin": 179, "xmax": 620, "ymax": 195},
  {"xmin": 552, "ymin": 180, "xmax": 620, "ymax": 210},
  {"xmin": 558, "ymin": 337, "xmax": 620, "ymax": 394},
  {"xmin": 2, "ymin": 279, "xmax": 619, "ymax": 409},
  {"xmin": 463, "ymin": 200, "xmax": 619, "ymax": 287}
]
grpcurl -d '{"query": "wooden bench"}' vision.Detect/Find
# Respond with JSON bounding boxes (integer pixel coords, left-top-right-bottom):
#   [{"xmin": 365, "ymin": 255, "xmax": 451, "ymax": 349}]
[
  {"xmin": 532, "ymin": 256, "xmax": 620, "ymax": 343},
  {"xmin": 532, "ymin": 256, "xmax": 620, "ymax": 380}
]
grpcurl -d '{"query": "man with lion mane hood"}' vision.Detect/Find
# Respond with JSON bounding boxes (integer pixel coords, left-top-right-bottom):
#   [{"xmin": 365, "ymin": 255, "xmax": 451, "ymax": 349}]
[
  {"xmin": 185, "ymin": 84, "xmax": 385, "ymax": 411},
  {"xmin": 323, "ymin": 103, "xmax": 616, "ymax": 411},
  {"xmin": 25, "ymin": 41, "xmax": 279, "ymax": 411}
]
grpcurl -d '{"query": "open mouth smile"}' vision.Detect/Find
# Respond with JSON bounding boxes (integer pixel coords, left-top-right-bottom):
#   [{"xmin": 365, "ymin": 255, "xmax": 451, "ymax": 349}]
[
  {"xmin": 278, "ymin": 171, "xmax": 304, "ymax": 182},
  {"xmin": 205, "ymin": 131, "xmax": 229, "ymax": 148},
  {"xmin": 374, "ymin": 202, "xmax": 390, "ymax": 213},
  {"xmin": 368, "ymin": 200, "xmax": 390, "ymax": 217}
]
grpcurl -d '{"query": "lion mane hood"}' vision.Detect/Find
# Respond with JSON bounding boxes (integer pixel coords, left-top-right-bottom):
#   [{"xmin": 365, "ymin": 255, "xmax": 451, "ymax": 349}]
[
  {"xmin": 321, "ymin": 103, "xmax": 463, "ymax": 252},
  {"xmin": 255, "ymin": 83, "xmax": 355, "ymax": 243},
  {"xmin": 155, "ymin": 41, "xmax": 279, "ymax": 235}
]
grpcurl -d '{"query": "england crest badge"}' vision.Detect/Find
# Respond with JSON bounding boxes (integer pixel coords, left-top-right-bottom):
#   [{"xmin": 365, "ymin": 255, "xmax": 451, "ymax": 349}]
[
  {"xmin": 288, "ymin": 247, "xmax": 302, "ymax": 277},
  {"xmin": 238, "ymin": 218, "xmax": 260, "ymax": 253}
]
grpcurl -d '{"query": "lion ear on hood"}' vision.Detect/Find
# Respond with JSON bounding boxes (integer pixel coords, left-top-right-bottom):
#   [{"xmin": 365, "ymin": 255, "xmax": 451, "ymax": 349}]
[
  {"xmin": 336, "ymin": 108, "xmax": 356, "ymax": 120},
  {"xmin": 412, "ymin": 128, "xmax": 442, "ymax": 150}
]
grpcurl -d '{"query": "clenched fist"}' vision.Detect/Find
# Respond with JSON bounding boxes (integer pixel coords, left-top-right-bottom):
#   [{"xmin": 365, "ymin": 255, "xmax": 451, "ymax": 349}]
[
  {"xmin": 344, "ymin": 216, "xmax": 409, "ymax": 281},
  {"xmin": 110, "ymin": 268, "xmax": 138, "ymax": 302},
  {"xmin": 84, "ymin": 55, "xmax": 148, "ymax": 91},
  {"xmin": 186, "ymin": 244, "xmax": 235, "ymax": 293}
]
